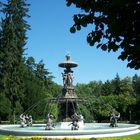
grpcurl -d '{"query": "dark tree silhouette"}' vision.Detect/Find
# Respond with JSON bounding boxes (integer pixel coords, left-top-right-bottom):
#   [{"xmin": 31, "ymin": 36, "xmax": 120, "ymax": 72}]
[{"xmin": 66, "ymin": 0, "xmax": 140, "ymax": 69}]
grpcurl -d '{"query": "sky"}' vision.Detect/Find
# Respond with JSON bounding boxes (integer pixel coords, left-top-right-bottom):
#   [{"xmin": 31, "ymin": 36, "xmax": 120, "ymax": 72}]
[{"xmin": 6, "ymin": 0, "xmax": 140, "ymax": 85}]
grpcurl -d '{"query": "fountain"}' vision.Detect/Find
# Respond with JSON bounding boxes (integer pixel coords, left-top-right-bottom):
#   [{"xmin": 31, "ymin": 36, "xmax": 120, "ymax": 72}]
[
  {"xmin": 0, "ymin": 54, "xmax": 140, "ymax": 138},
  {"xmin": 50, "ymin": 53, "xmax": 86, "ymax": 129}
]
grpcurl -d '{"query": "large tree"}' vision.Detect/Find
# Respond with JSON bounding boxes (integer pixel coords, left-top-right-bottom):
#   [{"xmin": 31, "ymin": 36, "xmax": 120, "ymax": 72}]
[
  {"xmin": 66, "ymin": 0, "xmax": 140, "ymax": 69},
  {"xmin": 0, "ymin": 0, "xmax": 30, "ymax": 123},
  {"xmin": 22, "ymin": 57, "xmax": 61, "ymax": 119}
]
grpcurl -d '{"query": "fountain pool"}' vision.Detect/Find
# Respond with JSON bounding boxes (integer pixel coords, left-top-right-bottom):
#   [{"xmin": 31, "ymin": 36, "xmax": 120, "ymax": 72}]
[{"xmin": 0, "ymin": 123, "xmax": 139, "ymax": 138}]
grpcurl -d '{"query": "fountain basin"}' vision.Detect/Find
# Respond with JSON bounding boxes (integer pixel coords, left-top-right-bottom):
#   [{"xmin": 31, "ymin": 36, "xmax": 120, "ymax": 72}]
[{"xmin": 0, "ymin": 123, "xmax": 139, "ymax": 138}]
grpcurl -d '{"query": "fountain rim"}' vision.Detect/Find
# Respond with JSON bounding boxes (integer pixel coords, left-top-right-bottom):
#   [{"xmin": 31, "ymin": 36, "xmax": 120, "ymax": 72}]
[{"xmin": 0, "ymin": 123, "xmax": 139, "ymax": 138}]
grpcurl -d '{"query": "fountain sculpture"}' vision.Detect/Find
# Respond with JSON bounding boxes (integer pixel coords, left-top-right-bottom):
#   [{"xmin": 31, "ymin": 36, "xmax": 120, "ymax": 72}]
[
  {"xmin": 0, "ymin": 54, "xmax": 140, "ymax": 138},
  {"xmin": 110, "ymin": 112, "xmax": 120, "ymax": 127},
  {"xmin": 48, "ymin": 53, "xmax": 86, "ymax": 129},
  {"xmin": 45, "ymin": 114, "xmax": 54, "ymax": 130},
  {"xmin": 20, "ymin": 114, "xmax": 32, "ymax": 127}
]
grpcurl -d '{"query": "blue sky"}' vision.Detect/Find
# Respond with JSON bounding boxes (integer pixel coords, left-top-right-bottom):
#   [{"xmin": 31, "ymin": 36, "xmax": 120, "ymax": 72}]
[{"xmin": 5, "ymin": 0, "xmax": 140, "ymax": 85}]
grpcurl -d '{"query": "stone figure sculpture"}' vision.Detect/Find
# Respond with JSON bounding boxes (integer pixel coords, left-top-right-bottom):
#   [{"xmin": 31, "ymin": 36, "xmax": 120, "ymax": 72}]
[
  {"xmin": 67, "ymin": 71, "xmax": 74, "ymax": 86},
  {"xmin": 45, "ymin": 113, "xmax": 54, "ymax": 130},
  {"xmin": 71, "ymin": 113, "xmax": 79, "ymax": 130},
  {"xmin": 25, "ymin": 114, "xmax": 29, "ymax": 126},
  {"xmin": 62, "ymin": 72, "xmax": 67, "ymax": 88},
  {"xmin": 62, "ymin": 71, "xmax": 74, "ymax": 88},
  {"xmin": 110, "ymin": 112, "xmax": 120, "ymax": 127},
  {"xmin": 28, "ymin": 115, "xmax": 33, "ymax": 126},
  {"xmin": 20, "ymin": 114, "xmax": 33, "ymax": 127},
  {"xmin": 20, "ymin": 114, "xmax": 26, "ymax": 127}
]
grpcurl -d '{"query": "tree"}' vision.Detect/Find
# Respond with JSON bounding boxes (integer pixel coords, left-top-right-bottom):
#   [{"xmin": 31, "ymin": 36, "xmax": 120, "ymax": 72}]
[
  {"xmin": 0, "ymin": 93, "xmax": 11, "ymax": 122},
  {"xmin": 66, "ymin": 0, "xmax": 140, "ymax": 69},
  {"xmin": 120, "ymin": 76, "xmax": 134, "ymax": 95},
  {"xmin": 78, "ymin": 104, "xmax": 93, "ymax": 122},
  {"xmin": 23, "ymin": 57, "xmax": 59, "ymax": 119},
  {"xmin": 112, "ymin": 73, "xmax": 121, "ymax": 95},
  {"xmin": 132, "ymin": 74, "xmax": 140, "ymax": 94},
  {"xmin": 132, "ymin": 74, "xmax": 140, "ymax": 120},
  {"xmin": 0, "ymin": 0, "xmax": 30, "ymax": 123},
  {"xmin": 116, "ymin": 94, "xmax": 136, "ymax": 120},
  {"xmin": 101, "ymin": 80, "xmax": 114, "ymax": 95}
]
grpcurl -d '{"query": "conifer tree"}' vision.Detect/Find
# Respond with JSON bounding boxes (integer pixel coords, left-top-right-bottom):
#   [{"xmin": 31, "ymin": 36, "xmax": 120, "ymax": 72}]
[
  {"xmin": 112, "ymin": 73, "xmax": 121, "ymax": 95},
  {"xmin": 0, "ymin": 0, "xmax": 30, "ymax": 123}
]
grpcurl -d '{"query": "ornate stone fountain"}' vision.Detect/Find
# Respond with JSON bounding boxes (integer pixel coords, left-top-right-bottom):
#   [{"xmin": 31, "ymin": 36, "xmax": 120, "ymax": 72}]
[
  {"xmin": 58, "ymin": 53, "xmax": 78, "ymax": 99},
  {"xmin": 50, "ymin": 54, "xmax": 86, "ymax": 122}
]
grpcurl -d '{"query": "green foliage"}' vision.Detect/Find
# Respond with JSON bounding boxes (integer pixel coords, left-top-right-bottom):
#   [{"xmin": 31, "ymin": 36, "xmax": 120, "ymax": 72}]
[
  {"xmin": 132, "ymin": 74, "xmax": 140, "ymax": 120},
  {"xmin": 0, "ymin": 93, "xmax": 11, "ymax": 121},
  {"xmin": 101, "ymin": 80, "xmax": 114, "ymax": 96},
  {"xmin": 75, "ymin": 74, "xmax": 139, "ymax": 122},
  {"xmin": 49, "ymin": 104, "xmax": 59, "ymax": 121},
  {"xmin": 78, "ymin": 104, "xmax": 93, "ymax": 122},
  {"xmin": 66, "ymin": 0, "xmax": 140, "ymax": 69},
  {"xmin": 132, "ymin": 74, "xmax": 140, "ymax": 95},
  {"xmin": 22, "ymin": 57, "xmax": 60, "ymax": 119},
  {"xmin": 112, "ymin": 73, "xmax": 121, "ymax": 95},
  {"xmin": 70, "ymin": 26, "xmax": 76, "ymax": 33}
]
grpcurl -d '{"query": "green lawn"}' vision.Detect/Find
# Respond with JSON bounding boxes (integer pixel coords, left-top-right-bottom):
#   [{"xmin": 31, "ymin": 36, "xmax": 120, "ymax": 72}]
[
  {"xmin": 0, "ymin": 135, "xmax": 6, "ymax": 140},
  {"xmin": 120, "ymin": 133, "xmax": 140, "ymax": 140},
  {"xmin": 0, "ymin": 133, "xmax": 140, "ymax": 140}
]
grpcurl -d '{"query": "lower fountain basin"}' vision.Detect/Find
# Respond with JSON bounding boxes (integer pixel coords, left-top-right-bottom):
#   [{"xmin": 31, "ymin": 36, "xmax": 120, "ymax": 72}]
[{"xmin": 0, "ymin": 123, "xmax": 139, "ymax": 138}]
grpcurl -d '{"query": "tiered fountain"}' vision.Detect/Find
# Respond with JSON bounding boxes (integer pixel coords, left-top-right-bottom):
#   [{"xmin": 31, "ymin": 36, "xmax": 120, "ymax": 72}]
[
  {"xmin": 0, "ymin": 54, "xmax": 139, "ymax": 138},
  {"xmin": 50, "ymin": 53, "xmax": 86, "ymax": 129}
]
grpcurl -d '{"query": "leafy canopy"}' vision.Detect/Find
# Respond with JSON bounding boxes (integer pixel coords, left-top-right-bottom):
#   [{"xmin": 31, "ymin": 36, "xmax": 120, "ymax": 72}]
[{"xmin": 66, "ymin": 0, "xmax": 140, "ymax": 69}]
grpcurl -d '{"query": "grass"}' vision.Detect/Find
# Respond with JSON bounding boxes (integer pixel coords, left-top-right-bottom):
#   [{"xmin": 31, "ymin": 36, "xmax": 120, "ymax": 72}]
[
  {"xmin": 0, "ymin": 135, "xmax": 6, "ymax": 140},
  {"xmin": 0, "ymin": 133, "xmax": 140, "ymax": 140},
  {"xmin": 120, "ymin": 133, "xmax": 140, "ymax": 140}
]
